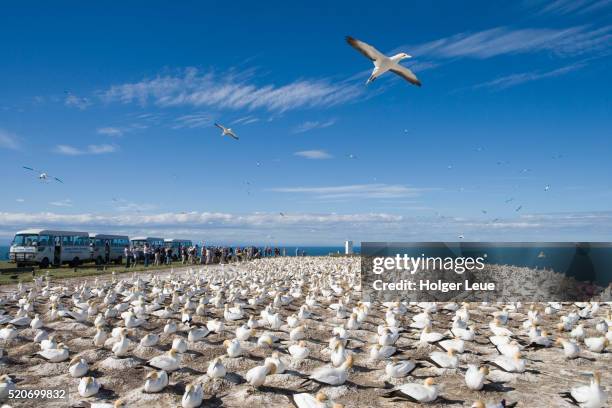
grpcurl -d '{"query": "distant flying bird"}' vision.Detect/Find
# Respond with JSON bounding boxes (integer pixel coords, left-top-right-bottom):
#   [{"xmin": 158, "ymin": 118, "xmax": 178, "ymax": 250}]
[
  {"xmin": 544, "ymin": 184, "xmax": 550, "ymax": 191},
  {"xmin": 458, "ymin": 234, "xmax": 465, "ymax": 240},
  {"xmin": 515, "ymin": 205, "xmax": 522, "ymax": 212},
  {"xmin": 347, "ymin": 154, "xmax": 357, "ymax": 159},
  {"xmin": 214, "ymin": 123, "xmax": 239, "ymax": 140},
  {"xmin": 504, "ymin": 198, "xmax": 514, "ymax": 203},
  {"xmin": 279, "ymin": 212, "xmax": 285, "ymax": 217},
  {"xmin": 346, "ymin": 36, "xmax": 421, "ymax": 86},
  {"xmin": 481, "ymin": 210, "xmax": 488, "ymax": 214},
  {"xmin": 23, "ymin": 166, "xmax": 63, "ymax": 183}
]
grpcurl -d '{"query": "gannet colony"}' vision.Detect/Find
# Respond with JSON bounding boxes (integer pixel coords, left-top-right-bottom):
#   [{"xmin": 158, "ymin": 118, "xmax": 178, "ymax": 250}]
[{"xmin": 0, "ymin": 257, "xmax": 609, "ymax": 407}]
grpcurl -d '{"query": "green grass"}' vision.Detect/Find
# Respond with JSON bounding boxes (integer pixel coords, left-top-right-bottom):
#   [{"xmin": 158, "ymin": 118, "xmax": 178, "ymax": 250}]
[{"xmin": 0, "ymin": 260, "xmax": 190, "ymax": 285}]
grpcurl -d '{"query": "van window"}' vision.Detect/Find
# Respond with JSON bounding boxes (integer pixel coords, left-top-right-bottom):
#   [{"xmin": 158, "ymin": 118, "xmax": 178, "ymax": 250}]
[{"xmin": 62, "ymin": 236, "xmax": 74, "ymax": 246}]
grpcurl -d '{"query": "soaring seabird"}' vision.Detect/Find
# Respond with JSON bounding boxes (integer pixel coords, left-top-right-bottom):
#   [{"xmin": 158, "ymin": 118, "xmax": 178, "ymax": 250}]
[
  {"xmin": 22, "ymin": 166, "xmax": 64, "ymax": 183},
  {"xmin": 214, "ymin": 123, "xmax": 239, "ymax": 140},
  {"xmin": 346, "ymin": 36, "xmax": 421, "ymax": 86}
]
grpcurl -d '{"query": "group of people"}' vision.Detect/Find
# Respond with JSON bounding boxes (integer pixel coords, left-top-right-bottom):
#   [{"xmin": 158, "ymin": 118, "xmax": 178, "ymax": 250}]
[{"xmin": 123, "ymin": 243, "xmax": 287, "ymax": 268}]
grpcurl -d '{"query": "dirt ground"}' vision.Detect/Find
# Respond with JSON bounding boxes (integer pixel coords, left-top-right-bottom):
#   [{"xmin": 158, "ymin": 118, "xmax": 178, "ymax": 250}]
[{"xmin": 0, "ymin": 259, "xmax": 609, "ymax": 408}]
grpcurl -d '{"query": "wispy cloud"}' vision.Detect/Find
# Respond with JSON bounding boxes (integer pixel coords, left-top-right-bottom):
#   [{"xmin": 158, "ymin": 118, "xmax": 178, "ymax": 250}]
[
  {"xmin": 97, "ymin": 127, "xmax": 124, "ymax": 137},
  {"xmin": 172, "ymin": 112, "xmax": 213, "ymax": 129},
  {"xmin": 294, "ymin": 150, "xmax": 333, "ymax": 159},
  {"xmin": 48, "ymin": 199, "xmax": 73, "ymax": 208},
  {"xmin": 64, "ymin": 93, "xmax": 91, "ymax": 110},
  {"xmin": 408, "ymin": 25, "xmax": 612, "ymax": 59},
  {"xmin": 473, "ymin": 62, "xmax": 585, "ymax": 90},
  {"xmin": 536, "ymin": 0, "xmax": 612, "ymax": 15},
  {"xmin": 232, "ymin": 115, "xmax": 260, "ymax": 125},
  {"xmin": 0, "ymin": 129, "xmax": 20, "ymax": 150},
  {"xmin": 100, "ymin": 67, "xmax": 364, "ymax": 113},
  {"xmin": 270, "ymin": 183, "xmax": 427, "ymax": 199},
  {"xmin": 54, "ymin": 144, "xmax": 118, "ymax": 155},
  {"xmin": 15, "ymin": 198, "xmax": 25, "ymax": 203},
  {"xmin": 292, "ymin": 119, "xmax": 336, "ymax": 134}
]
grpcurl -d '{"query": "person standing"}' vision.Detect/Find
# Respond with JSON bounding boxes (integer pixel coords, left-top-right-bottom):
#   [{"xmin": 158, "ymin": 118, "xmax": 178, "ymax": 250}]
[
  {"xmin": 124, "ymin": 246, "xmax": 131, "ymax": 268},
  {"xmin": 144, "ymin": 243, "xmax": 150, "ymax": 267}
]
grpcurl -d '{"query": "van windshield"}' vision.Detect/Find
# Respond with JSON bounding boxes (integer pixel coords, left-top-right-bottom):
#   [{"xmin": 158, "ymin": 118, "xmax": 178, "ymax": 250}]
[{"xmin": 12, "ymin": 234, "xmax": 40, "ymax": 246}]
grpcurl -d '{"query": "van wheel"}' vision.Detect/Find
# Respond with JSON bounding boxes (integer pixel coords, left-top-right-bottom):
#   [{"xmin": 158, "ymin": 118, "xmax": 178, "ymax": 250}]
[
  {"xmin": 40, "ymin": 258, "xmax": 50, "ymax": 269},
  {"xmin": 71, "ymin": 257, "xmax": 80, "ymax": 267}
]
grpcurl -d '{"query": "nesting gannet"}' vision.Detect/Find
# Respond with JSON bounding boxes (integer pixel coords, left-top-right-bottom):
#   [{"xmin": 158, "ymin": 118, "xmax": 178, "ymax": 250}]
[
  {"xmin": 144, "ymin": 370, "xmax": 168, "ymax": 393},
  {"xmin": 419, "ymin": 326, "xmax": 444, "ymax": 344},
  {"xmin": 93, "ymin": 325, "xmax": 108, "ymax": 347},
  {"xmin": 307, "ymin": 354, "xmax": 353, "ymax": 385},
  {"xmin": 471, "ymin": 400, "xmax": 515, "ymax": 408},
  {"xmin": 427, "ymin": 348, "xmax": 458, "ymax": 369},
  {"xmin": 265, "ymin": 351, "xmax": 286, "ymax": 374},
  {"xmin": 384, "ymin": 377, "xmax": 438, "ymax": 403},
  {"xmin": 140, "ymin": 333, "xmax": 160, "ymax": 347},
  {"xmin": 235, "ymin": 324, "xmax": 252, "ymax": 341},
  {"xmin": 182, "ymin": 383, "xmax": 203, "ymax": 408},
  {"xmin": 0, "ymin": 375, "xmax": 16, "ymax": 400},
  {"xmin": 224, "ymin": 339, "xmax": 242, "ymax": 357},
  {"xmin": 148, "ymin": 348, "xmax": 181, "ymax": 372},
  {"xmin": 385, "ymin": 357, "xmax": 417, "ymax": 378},
  {"xmin": 215, "ymin": 123, "xmax": 239, "ymax": 140},
  {"xmin": 488, "ymin": 352, "xmax": 526, "ymax": 373},
  {"xmin": 556, "ymin": 338, "xmax": 580, "ymax": 359},
  {"xmin": 290, "ymin": 326, "xmax": 306, "ymax": 341},
  {"xmin": 0, "ymin": 325, "xmax": 17, "ymax": 341},
  {"xmin": 188, "ymin": 326, "xmax": 210, "ymax": 342},
  {"xmin": 584, "ymin": 337, "xmax": 608, "ymax": 353},
  {"xmin": 78, "ymin": 376, "xmax": 100, "ymax": 397},
  {"xmin": 30, "ymin": 314, "xmax": 43, "ymax": 330},
  {"xmin": 164, "ymin": 320, "xmax": 178, "ymax": 334},
  {"xmin": 246, "ymin": 361, "xmax": 277, "ymax": 388},
  {"xmin": 561, "ymin": 372, "xmax": 607, "ymax": 408},
  {"xmin": 112, "ymin": 330, "xmax": 131, "ymax": 357},
  {"xmin": 207, "ymin": 357, "xmax": 226, "ymax": 379},
  {"xmin": 369, "ymin": 344, "xmax": 397, "ymax": 361},
  {"xmin": 206, "ymin": 319, "xmax": 224, "ymax": 334},
  {"xmin": 38, "ymin": 343, "xmax": 69, "ymax": 362},
  {"xmin": 465, "ymin": 364, "xmax": 488, "ymax": 390},
  {"xmin": 289, "ymin": 340, "xmax": 310, "ymax": 362},
  {"xmin": 172, "ymin": 337, "xmax": 188, "ymax": 354},
  {"xmin": 346, "ymin": 36, "xmax": 421, "ymax": 87},
  {"xmin": 69, "ymin": 357, "xmax": 89, "ymax": 377}
]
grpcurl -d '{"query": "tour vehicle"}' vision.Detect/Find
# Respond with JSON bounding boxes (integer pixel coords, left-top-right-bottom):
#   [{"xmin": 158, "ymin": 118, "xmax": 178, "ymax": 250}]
[
  {"xmin": 9, "ymin": 229, "xmax": 91, "ymax": 268},
  {"xmin": 89, "ymin": 233, "xmax": 130, "ymax": 265},
  {"xmin": 130, "ymin": 236, "xmax": 164, "ymax": 249},
  {"xmin": 164, "ymin": 238, "xmax": 194, "ymax": 260}
]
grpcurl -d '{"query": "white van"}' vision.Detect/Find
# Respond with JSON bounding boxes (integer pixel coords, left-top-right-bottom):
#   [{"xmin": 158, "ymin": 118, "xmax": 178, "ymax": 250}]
[
  {"xmin": 9, "ymin": 229, "xmax": 91, "ymax": 268},
  {"xmin": 89, "ymin": 233, "xmax": 130, "ymax": 265},
  {"xmin": 164, "ymin": 238, "xmax": 193, "ymax": 260}
]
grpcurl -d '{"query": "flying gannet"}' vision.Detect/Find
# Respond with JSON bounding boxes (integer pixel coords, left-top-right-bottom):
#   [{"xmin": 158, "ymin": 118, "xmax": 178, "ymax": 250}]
[
  {"xmin": 214, "ymin": 123, "xmax": 239, "ymax": 140},
  {"xmin": 346, "ymin": 36, "xmax": 421, "ymax": 87}
]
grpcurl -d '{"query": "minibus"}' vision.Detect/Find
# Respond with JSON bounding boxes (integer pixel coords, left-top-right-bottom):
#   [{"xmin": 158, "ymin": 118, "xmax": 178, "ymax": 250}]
[
  {"xmin": 9, "ymin": 229, "xmax": 91, "ymax": 268},
  {"xmin": 89, "ymin": 233, "xmax": 130, "ymax": 265}
]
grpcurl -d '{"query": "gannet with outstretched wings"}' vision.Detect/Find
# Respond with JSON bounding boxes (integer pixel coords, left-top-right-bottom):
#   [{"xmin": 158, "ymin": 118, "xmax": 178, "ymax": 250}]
[
  {"xmin": 346, "ymin": 36, "xmax": 421, "ymax": 87},
  {"xmin": 214, "ymin": 123, "xmax": 239, "ymax": 140},
  {"xmin": 23, "ymin": 166, "xmax": 64, "ymax": 183}
]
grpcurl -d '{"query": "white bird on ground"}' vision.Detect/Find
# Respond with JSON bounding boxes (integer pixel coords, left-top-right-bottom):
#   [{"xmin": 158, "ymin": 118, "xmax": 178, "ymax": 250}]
[
  {"xmin": 188, "ymin": 326, "xmax": 210, "ymax": 342},
  {"xmin": 140, "ymin": 333, "xmax": 160, "ymax": 347},
  {"xmin": 144, "ymin": 370, "xmax": 168, "ymax": 393},
  {"xmin": 0, "ymin": 374, "xmax": 16, "ymax": 400},
  {"xmin": 38, "ymin": 343, "xmax": 69, "ymax": 362},
  {"xmin": 346, "ymin": 36, "xmax": 421, "ymax": 87},
  {"xmin": 224, "ymin": 339, "xmax": 241, "ymax": 357},
  {"xmin": 215, "ymin": 123, "xmax": 239, "ymax": 140},
  {"xmin": 561, "ymin": 372, "xmax": 607, "ymax": 408},
  {"xmin": 265, "ymin": 351, "xmax": 286, "ymax": 374},
  {"xmin": 235, "ymin": 324, "xmax": 252, "ymax": 341},
  {"xmin": 465, "ymin": 364, "xmax": 488, "ymax": 390},
  {"xmin": 0, "ymin": 325, "xmax": 17, "ymax": 341},
  {"xmin": 289, "ymin": 340, "xmax": 310, "ymax": 362},
  {"xmin": 69, "ymin": 357, "xmax": 89, "ymax": 377},
  {"xmin": 489, "ymin": 352, "xmax": 526, "ymax": 373},
  {"xmin": 385, "ymin": 377, "xmax": 438, "ymax": 403},
  {"xmin": 308, "ymin": 354, "xmax": 353, "ymax": 385},
  {"xmin": 584, "ymin": 337, "xmax": 607, "ymax": 353},
  {"xmin": 556, "ymin": 337, "xmax": 580, "ymax": 359},
  {"xmin": 246, "ymin": 361, "xmax": 277, "ymax": 388},
  {"xmin": 427, "ymin": 349, "xmax": 458, "ymax": 369},
  {"xmin": 385, "ymin": 358, "xmax": 417, "ymax": 378},
  {"xmin": 207, "ymin": 357, "xmax": 226, "ymax": 379},
  {"xmin": 78, "ymin": 376, "xmax": 100, "ymax": 397},
  {"xmin": 148, "ymin": 349, "xmax": 181, "ymax": 372},
  {"xmin": 293, "ymin": 391, "xmax": 338, "ymax": 408},
  {"xmin": 182, "ymin": 383, "xmax": 203, "ymax": 408},
  {"xmin": 172, "ymin": 337, "xmax": 188, "ymax": 354}
]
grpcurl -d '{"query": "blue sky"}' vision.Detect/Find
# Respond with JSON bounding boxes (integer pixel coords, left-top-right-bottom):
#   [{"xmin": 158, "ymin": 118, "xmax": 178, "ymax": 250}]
[{"xmin": 0, "ymin": 0, "xmax": 611, "ymax": 244}]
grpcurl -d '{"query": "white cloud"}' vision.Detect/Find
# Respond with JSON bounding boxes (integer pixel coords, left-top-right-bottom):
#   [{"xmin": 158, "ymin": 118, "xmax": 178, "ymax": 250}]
[
  {"xmin": 473, "ymin": 62, "xmax": 585, "ymax": 90},
  {"xmin": 232, "ymin": 116, "xmax": 259, "ymax": 125},
  {"xmin": 0, "ymin": 210, "xmax": 609, "ymax": 244},
  {"xmin": 172, "ymin": 112, "xmax": 213, "ymax": 129},
  {"xmin": 15, "ymin": 198, "xmax": 25, "ymax": 203},
  {"xmin": 270, "ymin": 184, "xmax": 427, "ymax": 199},
  {"xmin": 408, "ymin": 25, "xmax": 612, "ymax": 59},
  {"xmin": 48, "ymin": 199, "xmax": 73, "ymax": 208},
  {"xmin": 99, "ymin": 68, "xmax": 364, "ymax": 113},
  {"xmin": 536, "ymin": 0, "xmax": 612, "ymax": 15},
  {"xmin": 292, "ymin": 119, "xmax": 336, "ymax": 134},
  {"xmin": 54, "ymin": 144, "xmax": 118, "ymax": 155},
  {"xmin": 0, "ymin": 129, "xmax": 20, "ymax": 150},
  {"xmin": 294, "ymin": 150, "xmax": 333, "ymax": 159},
  {"xmin": 97, "ymin": 127, "xmax": 123, "ymax": 137},
  {"xmin": 64, "ymin": 94, "xmax": 92, "ymax": 110}
]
